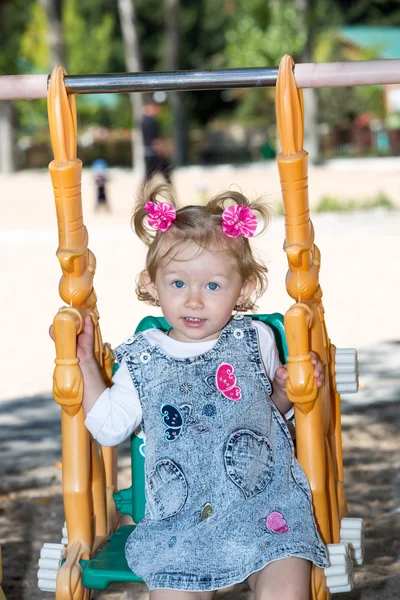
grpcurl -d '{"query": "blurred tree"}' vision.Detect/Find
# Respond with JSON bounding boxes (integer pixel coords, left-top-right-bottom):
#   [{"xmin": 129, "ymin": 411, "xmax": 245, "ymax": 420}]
[
  {"xmin": 131, "ymin": 0, "xmax": 231, "ymax": 127},
  {"xmin": 38, "ymin": 0, "xmax": 65, "ymax": 66},
  {"xmin": 164, "ymin": 0, "xmax": 188, "ymax": 166},
  {"xmin": 2, "ymin": 0, "xmax": 397, "ymax": 170},
  {"xmin": 0, "ymin": 0, "xmax": 35, "ymax": 172},
  {"xmin": 223, "ymin": 0, "xmax": 307, "ymax": 138},
  {"xmin": 223, "ymin": 0, "xmax": 398, "ymax": 159},
  {"xmin": 224, "ymin": 0, "xmax": 344, "ymax": 160},
  {"xmin": 117, "ymin": 0, "xmax": 144, "ymax": 172},
  {"xmin": 20, "ymin": 2, "xmax": 49, "ymax": 71},
  {"xmin": 317, "ymin": 35, "xmax": 386, "ymax": 127},
  {"xmin": 337, "ymin": 0, "xmax": 400, "ymax": 25},
  {"xmin": 64, "ymin": 0, "xmax": 114, "ymax": 75},
  {"xmin": 295, "ymin": 0, "xmax": 318, "ymax": 161}
]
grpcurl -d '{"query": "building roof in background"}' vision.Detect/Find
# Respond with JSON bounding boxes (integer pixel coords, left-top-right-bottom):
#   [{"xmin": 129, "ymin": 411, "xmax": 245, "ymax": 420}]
[{"xmin": 339, "ymin": 27, "xmax": 400, "ymax": 59}]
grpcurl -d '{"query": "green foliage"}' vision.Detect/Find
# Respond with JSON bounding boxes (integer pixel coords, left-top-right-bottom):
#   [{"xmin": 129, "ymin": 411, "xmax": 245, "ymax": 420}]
[
  {"xmin": 2, "ymin": 0, "xmax": 399, "ymax": 160},
  {"xmin": 315, "ymin": 192, "xmax": 396, "ymax": 213},
  {"xmin": 225, "ymin": 0, "xmax": 306, "ymax": 67},
  {"xmin": 317, "ymin": 33, "xmax": 386, "ymax": 125},
  {"xmin": 0, "ymin": 0, "xmax": 36, "ymax": 74},
  {"xmin": 64, "ymin": 0, "xmax": 114, "ymax": 74},
  {"xmin": 222, "ymin": 0, "xmax": 308, "ymax": 129},
  {"xmin": 15, "ymin": 98, "xmax": 49, "ymax": 135},
  {"xmin": 338, "ymin": 0, "xmax": 400, "ymax": 26},
  {"xmin": 19, "ymin": 2, "xmax": 49, "ymax": 71}
]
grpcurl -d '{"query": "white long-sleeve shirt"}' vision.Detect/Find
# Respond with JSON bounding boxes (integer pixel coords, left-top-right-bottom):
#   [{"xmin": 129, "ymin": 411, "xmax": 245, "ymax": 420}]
[{"xmin": 85, "ymin": 321, "xmax": 291, "ymax": 446}]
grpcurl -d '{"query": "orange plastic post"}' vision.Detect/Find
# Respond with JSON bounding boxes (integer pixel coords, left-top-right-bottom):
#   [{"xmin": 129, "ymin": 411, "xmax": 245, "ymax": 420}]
[
  {"xmin": 275, "ymin": 55, "xmax": 348, "ymax": 599},
  {"xmin": 47, "ymin": 65, "xmax": 118, "ymax": 599}
]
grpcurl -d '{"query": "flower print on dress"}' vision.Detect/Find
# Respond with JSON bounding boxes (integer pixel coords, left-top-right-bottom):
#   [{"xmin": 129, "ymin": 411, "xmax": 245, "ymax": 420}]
[
  {"xmin": 168, "ymin": 536, "xmax": 177, "ymax": 548},
  {"xmin": 202, "ymin": 403, "xmax": 217, "ymax": 417},
  {"xmin": 215, "ymin": 362, "xmax": 242, "ymax": 401}
]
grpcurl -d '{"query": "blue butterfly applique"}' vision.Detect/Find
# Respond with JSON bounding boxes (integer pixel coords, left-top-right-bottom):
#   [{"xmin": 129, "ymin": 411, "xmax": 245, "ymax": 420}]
[{"xmin": 161, "ymin": 403, "xmax": 185, "ymax": 441}]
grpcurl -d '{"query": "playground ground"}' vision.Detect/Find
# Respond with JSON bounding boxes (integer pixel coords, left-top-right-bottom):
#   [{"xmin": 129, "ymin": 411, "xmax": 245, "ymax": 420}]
[{"xmin": 0, "ymin": 159, "xmax": 399, "ymax": 599}]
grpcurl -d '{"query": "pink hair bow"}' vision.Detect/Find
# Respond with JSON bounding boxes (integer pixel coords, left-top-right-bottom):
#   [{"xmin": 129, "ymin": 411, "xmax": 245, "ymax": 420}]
[
  {"xmin": 221, "ymin": 205, "xmax": 257, "ymax": 238},
  {"xmin": 144, "ymin": 201, "xmax": 176, "ymax": 232}
]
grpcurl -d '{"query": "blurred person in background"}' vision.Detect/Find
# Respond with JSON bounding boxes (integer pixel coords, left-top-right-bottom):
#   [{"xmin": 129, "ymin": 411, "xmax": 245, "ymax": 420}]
[
  {"xmin": 141, "ymin": 98, "xmax": 173, "ymax": 185},
  {"xmin": 92, "ymin": 159, "xmax": 111, "ymax": 212}
]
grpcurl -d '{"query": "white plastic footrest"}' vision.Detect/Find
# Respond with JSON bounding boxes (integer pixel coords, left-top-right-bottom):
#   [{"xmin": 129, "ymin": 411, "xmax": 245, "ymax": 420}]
[
  {"xmin": 61, "ymin": 521, "xmax": 68, "ymax": 545},
  {"xmin": 37, "ymin": 542, "xmax": 65, "ymax": 592},
  {"xmin": 324, "ymin": 543, "xmax": 354, "ymax": 593},
  {"xmin": 335, "ymin": 348, "xmax": 359, "ymax": 393},
  {"xmin": 340, "ymin": 517, "xmax": 365, "ymax": 565}
]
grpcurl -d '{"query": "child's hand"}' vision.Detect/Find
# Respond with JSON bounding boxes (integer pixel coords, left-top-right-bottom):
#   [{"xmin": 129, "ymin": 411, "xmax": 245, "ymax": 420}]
[
  {"xmin": 310, "ymin": 352, "xmax": 324, "ymax": 388},
  {"xmin": 75, "ymin": 316, "xmax": 96, "ymax": 361},
  {"xmin": 49, "ymin": 315, "xmax": 95, "ymax": 362},
  {"xmin": 273, "ymin": 351, "xmax": 324, "ymax": 395},
  {"xmin": 273, "ymin": 365, "xmax": 289, "ymax": 396}
]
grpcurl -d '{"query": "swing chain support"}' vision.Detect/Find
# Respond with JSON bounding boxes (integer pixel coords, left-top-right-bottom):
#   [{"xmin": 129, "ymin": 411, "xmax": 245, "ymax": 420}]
[
  {"xmin": 46, "ymin": 65, "xmax": 119, "ymax": 600},
  {"xmin": 0, "ymin": 59, "xmax": 399, "ymax": 99},
  {"xmin": 276, "ymin": 54, "xmax": 356, "ymax": 599}
]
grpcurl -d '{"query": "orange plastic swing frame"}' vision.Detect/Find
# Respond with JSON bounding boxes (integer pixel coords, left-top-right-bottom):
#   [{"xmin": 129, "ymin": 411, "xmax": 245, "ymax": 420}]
[{"xmin": 47, "ymin": 56, "xmax": 348, "ymax": 600}]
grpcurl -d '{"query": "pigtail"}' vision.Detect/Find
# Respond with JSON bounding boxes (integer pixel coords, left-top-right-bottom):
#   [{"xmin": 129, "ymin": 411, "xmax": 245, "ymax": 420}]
[
  {"xmin": 205, "ymin": 189, "xmax": 271, "ymax": 236},
  {"xmin": 205, "ymin": 189, "xmax": 271, "ymax": 311},
  {"xmin": 132, "ymin": 179, "xmax": 178, "ymax": 246}
]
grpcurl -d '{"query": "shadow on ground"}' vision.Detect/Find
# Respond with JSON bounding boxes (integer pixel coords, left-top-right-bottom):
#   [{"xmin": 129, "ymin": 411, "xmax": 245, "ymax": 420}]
[{"xmin": 0, "ymin": 342, "xmax": 399, "ymax": 599}]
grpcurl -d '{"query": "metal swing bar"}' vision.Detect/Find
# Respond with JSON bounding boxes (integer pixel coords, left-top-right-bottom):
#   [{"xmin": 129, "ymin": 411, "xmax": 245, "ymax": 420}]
[{"xmin": 0, "ymin": 59, "xmax": 400, "ymax": 100}]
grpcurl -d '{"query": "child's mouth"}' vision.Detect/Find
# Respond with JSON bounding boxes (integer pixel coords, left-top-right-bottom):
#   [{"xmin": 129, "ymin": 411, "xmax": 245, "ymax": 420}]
[{"xmin": 183, "ymin": 317, "xmax": 205, "ymax": 327}]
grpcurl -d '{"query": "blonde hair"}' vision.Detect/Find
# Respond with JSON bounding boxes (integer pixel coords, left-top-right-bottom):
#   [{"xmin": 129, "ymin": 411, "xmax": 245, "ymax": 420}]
[{"xmin": 132, "ymin": 180, "xmax": 271, "ymax": 311}]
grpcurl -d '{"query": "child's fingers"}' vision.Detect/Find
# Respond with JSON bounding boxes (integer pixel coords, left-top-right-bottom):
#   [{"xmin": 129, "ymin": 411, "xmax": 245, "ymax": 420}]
[
  {"xmin": 313, "ymin": 362, "xmax": 323, "ymax": 377},
  {"xmin": 83, "ymin": 315, "xmax": 93, "ymax": 330},
  {"xmin": 276, "ymin": 365, "xmax": 288, "ymax": 378},
  {"xmin": 49, "ymin": 324, "xmax": 55, "ymax": 340},
  {"xmin": 274, "ymin": 366, "xmax": 288, "ymax": 383},
  {"xmin": 309, "ymin": 352, "xmax": 325, "ymax": 388},
  {"xmin": 314, "ymin": 364, "xmax": 324, "ymax": 388}
]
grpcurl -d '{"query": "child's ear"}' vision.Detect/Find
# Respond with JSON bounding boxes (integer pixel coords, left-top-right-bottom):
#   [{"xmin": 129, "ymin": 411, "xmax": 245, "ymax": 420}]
[
  {"xmin": 141, "ymin": 270, "xmax": 158, "ymax": 301},
  {"xmin": 238, "ymin": 277, "xmax": 256, "ymax": 307}
]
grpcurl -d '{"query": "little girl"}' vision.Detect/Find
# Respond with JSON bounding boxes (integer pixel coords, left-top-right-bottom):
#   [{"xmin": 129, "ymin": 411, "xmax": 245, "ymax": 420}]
[{"xmin": 77, "ymin": 182, "xmax": 328, "ymax": 600}]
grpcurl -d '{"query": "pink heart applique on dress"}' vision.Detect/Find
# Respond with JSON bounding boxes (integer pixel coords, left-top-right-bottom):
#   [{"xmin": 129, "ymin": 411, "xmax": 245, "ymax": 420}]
[
  {"xmin": 266, "ymin": 511, "xmax": 290, "ymax": 534},
  {"xmin": 215, "ymin": 362, "xmax": 242, "ymax": 401}
]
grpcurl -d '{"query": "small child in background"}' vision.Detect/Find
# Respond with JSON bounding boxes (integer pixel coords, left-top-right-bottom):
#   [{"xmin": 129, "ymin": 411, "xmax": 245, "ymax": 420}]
[
  {"xmin": 70, "ymin": 182, "xmax": 328, "ymax": 599},
  {"xmin": 92, "ymin": 159, "xmax": 110, "ymax": 212}
]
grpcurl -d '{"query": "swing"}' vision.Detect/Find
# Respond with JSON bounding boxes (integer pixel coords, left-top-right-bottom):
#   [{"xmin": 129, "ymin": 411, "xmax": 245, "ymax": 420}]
[{"xmin": 36, "ymin": 56, "xmax": 364, "ymax": 600}]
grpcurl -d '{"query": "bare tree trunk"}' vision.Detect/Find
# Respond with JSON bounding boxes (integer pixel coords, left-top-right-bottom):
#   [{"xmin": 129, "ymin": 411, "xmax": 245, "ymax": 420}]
[
  {"xmin": 117, "ymin": 0, "xmax": 144, "ymax": 174},
  {"xmin": 0, "ymin": 102, "xmax": 14, "ymax": 174},
  {"xmin": 39, "ymin": 0, "xmax": 66, "ymax": 67},
  {"xmin": 164, "ymin": 0, "xmax": 188, "ymax": 166},
  {"xmin": 295, "ymin": 0, "xmax": 319, "ymax": 163},
  {"xmin": 0, "ymin": 2, "xmax": 15, "ymax": 172}
]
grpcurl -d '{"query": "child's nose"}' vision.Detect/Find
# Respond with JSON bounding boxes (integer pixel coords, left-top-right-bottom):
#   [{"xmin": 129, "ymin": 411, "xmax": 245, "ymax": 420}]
[{"xmin": 184, "ymin": 290, "xmax": 204, "ymax": 309}]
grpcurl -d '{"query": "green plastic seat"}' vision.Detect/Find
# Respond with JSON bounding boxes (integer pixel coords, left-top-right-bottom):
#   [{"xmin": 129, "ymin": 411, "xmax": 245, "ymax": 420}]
[{"xmin": 82, "ymin": 313, "xmax": 287, "ymax": 590}]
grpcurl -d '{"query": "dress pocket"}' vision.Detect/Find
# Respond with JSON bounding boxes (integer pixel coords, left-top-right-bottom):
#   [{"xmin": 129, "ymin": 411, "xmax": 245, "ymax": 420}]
[
  {"xmin": 224, "ymin": 429, "xmax": 273, "ymax": 499},
  {"xmin": 146, "ymin": 459, "xmax": 188, "ymax": 520}
]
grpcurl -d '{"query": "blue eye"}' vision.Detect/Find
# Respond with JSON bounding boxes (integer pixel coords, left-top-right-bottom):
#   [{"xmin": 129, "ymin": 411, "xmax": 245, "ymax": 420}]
[
  {"xmin": 206, "ymin": 282, "xmax": 219, "ymax": 291},
  {"xmin": 172, "ymin": 280, "xmax": 185, "ymax": 289}
]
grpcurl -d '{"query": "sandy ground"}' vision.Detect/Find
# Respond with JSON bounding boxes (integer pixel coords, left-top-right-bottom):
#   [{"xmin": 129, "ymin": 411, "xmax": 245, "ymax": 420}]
[{"xmin": 0, "ymin": 159, "xmax": 400, "ymax": 599}]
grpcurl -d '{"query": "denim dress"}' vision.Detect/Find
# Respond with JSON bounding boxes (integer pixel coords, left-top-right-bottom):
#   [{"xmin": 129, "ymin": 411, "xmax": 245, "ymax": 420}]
[{"xmin": 114, "ymin": 316, "xmax": 328, "ymax": 591}]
